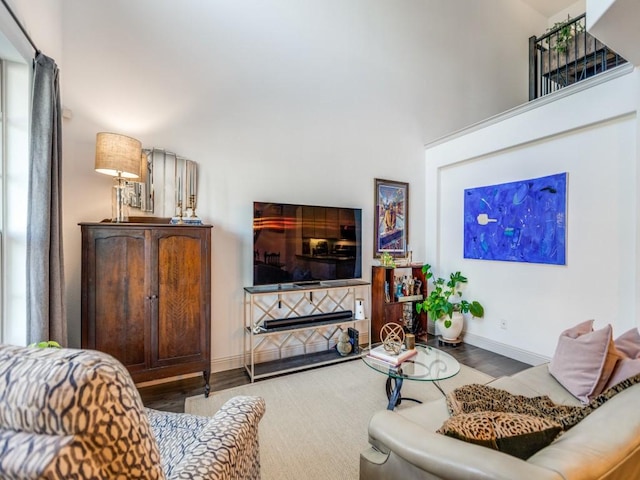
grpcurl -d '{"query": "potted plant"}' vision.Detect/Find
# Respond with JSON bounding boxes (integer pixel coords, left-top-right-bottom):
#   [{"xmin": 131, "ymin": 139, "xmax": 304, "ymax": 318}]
[
  {"xmin": 545, "ymin": 14, "xmax": 585, "ymax": 54},
  {"xmin": 415, "ymin": 264, "xmax": 484, "ymax": 341},
  {"xmin": 28, "ymin": 340, "xmax": 62, "ymax": 349}
]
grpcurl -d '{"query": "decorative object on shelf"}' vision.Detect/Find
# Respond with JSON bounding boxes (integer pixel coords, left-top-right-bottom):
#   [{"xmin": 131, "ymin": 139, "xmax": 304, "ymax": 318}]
[
  {"xmin": 416, "ymin": 264, "xmax": 484, "ymax": 342},
  {"xmin": 380, "ymin": 323, "xmax": 405, "ymax": 355},
  {"xmin": 355, "ymin": 298, "xmax": 365, "ymax": 320},
  {"xmin": 336, "ymin": 332, "xmax": 353, "ymax": 356},
  {"xmin": 379, "ymin": 251, "xmax": 396, "ymax": 267},
  {"xmin": 394, "ymin": 249, "xmax": 414, "ymax": 267},
  {"xmin": 413, "ymin": 279, "xmax": 422, "ymax": 296},
  {"xmin": 348, "ymin": 327, "xmax": 360, "ymax": 353},
  {"xmin": 374, "ymin": 178, "xmax": 409, "ymax": 258},
  {"xmin": 171, "ymin": 158, "xmax": 201, "ymax": 224},
  {"xmin": 94, "ymin": 132, "xmax": 142, "ymax": 222},
  {"xmin": 405, "ymin": 333, "xmax": 415, "ymax": 350},
  {"xmin": 402, "ymin": 302, "xmax": 416, "ymax": 332},
  {"xmin": 366, "ymin": 343, "xmax": 418, "ymax": 366}
]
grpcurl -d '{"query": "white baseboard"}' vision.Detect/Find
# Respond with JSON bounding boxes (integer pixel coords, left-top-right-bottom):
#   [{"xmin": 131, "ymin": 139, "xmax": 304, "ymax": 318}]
[{"xmin": 461, "ymin": 332, "xmax": 550, "ymax": 366}]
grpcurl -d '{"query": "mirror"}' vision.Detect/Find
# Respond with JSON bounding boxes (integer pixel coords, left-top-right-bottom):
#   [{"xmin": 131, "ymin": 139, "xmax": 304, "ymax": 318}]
[{"xmin": 127, "ymin": 148, "xmax": 198, "ymax": 219}]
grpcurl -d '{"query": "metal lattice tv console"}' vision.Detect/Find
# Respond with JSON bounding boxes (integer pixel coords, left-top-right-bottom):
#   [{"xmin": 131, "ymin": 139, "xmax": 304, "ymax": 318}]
[{"xmin": 243, "ymin": 280, "xmax": 371, "ymax": 382}]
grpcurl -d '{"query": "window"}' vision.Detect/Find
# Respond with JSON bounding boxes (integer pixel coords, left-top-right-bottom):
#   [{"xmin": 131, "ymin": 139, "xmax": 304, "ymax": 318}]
[{"xmin": 0, "ymin": 57, "xmax": 30, "ymax": 345}]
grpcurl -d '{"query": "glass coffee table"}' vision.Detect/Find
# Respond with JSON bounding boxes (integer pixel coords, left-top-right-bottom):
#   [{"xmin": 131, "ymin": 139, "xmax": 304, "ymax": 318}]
[{"xmin": 362, "ymin": 343, "xmax": 460, "ymax": 410}]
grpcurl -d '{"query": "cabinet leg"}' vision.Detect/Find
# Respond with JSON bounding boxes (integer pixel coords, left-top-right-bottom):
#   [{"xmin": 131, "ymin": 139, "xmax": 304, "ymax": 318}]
[{"xmin": 203, "ymin": 370, "xmax": 211, "ymax": 398}]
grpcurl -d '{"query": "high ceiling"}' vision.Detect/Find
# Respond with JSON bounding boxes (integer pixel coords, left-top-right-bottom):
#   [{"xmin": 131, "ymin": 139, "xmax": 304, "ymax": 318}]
[{"xmin": 519, "ymin": 0, "xmax": 580, "ymax": 17}]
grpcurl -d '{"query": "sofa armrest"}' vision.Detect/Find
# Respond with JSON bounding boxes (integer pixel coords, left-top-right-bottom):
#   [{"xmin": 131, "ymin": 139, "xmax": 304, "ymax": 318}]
[
  {"xmin": 365, "ymin": 410, "xmax": 563, "ymax": 480},
  {"xmin": 168, "ymin": 395, "xmax": 266, "ymax": 480}
]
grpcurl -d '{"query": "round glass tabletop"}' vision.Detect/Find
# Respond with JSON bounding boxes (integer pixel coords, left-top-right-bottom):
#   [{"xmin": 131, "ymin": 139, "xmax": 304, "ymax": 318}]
[{"xmin": 362, "ymin": 343, "xmax": 460, "ymax": 382}]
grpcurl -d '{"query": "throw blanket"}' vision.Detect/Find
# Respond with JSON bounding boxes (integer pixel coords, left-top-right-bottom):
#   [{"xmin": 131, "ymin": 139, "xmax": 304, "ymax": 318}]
[{"xmin": 447, "ymin": 372, "xmax": 640, "ymax": 431}]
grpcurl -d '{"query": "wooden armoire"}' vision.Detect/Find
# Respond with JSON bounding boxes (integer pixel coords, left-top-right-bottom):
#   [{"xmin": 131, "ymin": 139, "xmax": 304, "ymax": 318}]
[{"xmin": 80, "ymin": 218, "xmax": 212, "ymax": 396}]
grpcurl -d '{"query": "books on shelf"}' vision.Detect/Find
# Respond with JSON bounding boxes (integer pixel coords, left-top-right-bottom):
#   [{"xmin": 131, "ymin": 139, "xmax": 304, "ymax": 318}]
[{"xmin": 367, "ymin": 344, "xmax": 417, "ymax": 366}]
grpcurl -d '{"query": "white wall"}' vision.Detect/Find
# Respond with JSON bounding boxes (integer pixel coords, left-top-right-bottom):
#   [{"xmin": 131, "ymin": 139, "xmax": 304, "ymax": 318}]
[
  {"xmin": 587, "ymin": 0, "xmax": 617, "ymax": 25},
  {"xmin": 425, "ymin": 67, "xmax": 639, "ymax": 364},
  {"xmin": 5, "ymin": 0, "xmax": 63, "ymax": 63},
  {"xmin": 548, "ymin": 0, "xmax": 586, "ymax": 25},
  {"xmin": 587, "ymin": 0, "xmax": 640, "ymax": 66},
  {"xmin": 56, "ymin": 0, "xmax": 547, "ymax": 370}
]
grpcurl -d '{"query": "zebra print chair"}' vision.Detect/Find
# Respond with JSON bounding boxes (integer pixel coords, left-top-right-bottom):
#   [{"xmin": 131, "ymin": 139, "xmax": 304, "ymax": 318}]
[{"xmin": 0, "ymin": 344, "xmax": 265, "ymax": 479}]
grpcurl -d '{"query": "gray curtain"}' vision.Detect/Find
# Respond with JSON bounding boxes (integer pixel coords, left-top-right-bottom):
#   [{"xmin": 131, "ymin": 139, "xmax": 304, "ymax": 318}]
[{"xmin": 26, "ymin": 53, "xmax": 66, "ymax": 346}]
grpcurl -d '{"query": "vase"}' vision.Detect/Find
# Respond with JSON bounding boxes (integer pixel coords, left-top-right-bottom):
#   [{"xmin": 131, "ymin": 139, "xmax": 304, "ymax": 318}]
[
  {"xmin": 437, "ymin": 311, "xmax": 464, "ymax": 341},
  {"xmin": 336, "ymin": 332, "xmax": 353, "ymax": 356}
]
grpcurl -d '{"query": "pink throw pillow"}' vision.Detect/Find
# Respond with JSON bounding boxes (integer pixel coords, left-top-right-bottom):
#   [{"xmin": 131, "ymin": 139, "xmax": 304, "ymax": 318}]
[
  {"xmin": 613, "ymin": 328, "xmax": 640, "ymax": 358},
  {"xmin": 549, "ymin": 320, "xmax": 621, "ymax": 403},
  {"xmin": 604, "ymin": 328, "xmax": 640, "ymax": 390}
]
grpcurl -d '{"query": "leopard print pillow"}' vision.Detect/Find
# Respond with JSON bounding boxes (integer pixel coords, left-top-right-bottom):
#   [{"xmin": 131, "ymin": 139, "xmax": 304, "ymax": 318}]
[{"xmin": 437, "ymin": 411, "xmax": 562, "ymax": 459}]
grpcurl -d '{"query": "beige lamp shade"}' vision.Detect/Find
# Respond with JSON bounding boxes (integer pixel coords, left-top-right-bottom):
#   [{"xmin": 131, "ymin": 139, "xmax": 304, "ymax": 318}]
[{"xmin": 95, "ymin": 132, "xmax": 142, "ymax": 179}]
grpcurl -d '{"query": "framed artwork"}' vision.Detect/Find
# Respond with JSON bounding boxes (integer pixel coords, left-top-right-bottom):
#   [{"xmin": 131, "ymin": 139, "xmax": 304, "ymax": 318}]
[
  {"xmin": 463, "ymin": 172, "xmax": 567, "ymax": 265},
  {"xmin": 374, "ymin": 178, "xmax": 409, "ymax": 257}
]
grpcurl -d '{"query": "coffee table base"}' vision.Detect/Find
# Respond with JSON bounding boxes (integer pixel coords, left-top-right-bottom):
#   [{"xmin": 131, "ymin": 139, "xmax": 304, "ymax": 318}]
[
  {"xmin": 385, "ymin": 376, "xmax": 422, "ymax": 410},
  {"xmin": 385, "ymin": 376, "xmax": 446, "ymax": 410}
]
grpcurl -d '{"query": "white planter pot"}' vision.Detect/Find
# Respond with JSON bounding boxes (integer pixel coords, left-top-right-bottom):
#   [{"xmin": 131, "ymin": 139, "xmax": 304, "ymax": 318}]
[{"xmin": 437, "ymin": 311, "xmax": 464, "ymax": 341}]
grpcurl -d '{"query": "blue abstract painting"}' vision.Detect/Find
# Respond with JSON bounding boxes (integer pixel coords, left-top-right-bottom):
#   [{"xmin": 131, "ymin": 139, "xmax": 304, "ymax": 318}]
[{"xmin": 463, "ymin": 173, "xmax": 567, "ymax": 264}]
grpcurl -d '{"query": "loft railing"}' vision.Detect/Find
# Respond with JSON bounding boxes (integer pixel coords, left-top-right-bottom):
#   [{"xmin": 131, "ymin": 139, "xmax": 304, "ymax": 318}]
[{"xmin": 529, "ymin": 13, "xmax": 627, "ymax": 100}]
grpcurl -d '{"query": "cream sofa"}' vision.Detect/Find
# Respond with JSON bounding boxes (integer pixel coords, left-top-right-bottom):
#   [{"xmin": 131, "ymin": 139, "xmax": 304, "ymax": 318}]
[
  {"xmin": 0, "ymin": 344, "xmax": 265, "ymax": 479},
  {"xmin": 360, "ymin": 363, "xmax": 640, "ymax": 480}
]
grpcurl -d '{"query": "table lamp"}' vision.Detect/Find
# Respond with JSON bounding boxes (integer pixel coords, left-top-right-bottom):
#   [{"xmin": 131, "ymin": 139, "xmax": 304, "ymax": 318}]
[{"xmin": 95, "ymin": 132, "xmax": 142, "ymax": 222}]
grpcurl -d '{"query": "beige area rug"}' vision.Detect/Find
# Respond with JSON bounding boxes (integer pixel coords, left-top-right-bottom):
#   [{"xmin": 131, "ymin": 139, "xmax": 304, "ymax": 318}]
[{"xmin": 185, "ymin": 359, "xmax": 493, "ymax": 480}]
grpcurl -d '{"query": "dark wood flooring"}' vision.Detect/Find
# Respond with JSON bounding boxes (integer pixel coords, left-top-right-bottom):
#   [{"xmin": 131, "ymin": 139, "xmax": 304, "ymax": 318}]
[{"xmin": 139, "ymin": 336, "xmax": 531, "ymax": 413}]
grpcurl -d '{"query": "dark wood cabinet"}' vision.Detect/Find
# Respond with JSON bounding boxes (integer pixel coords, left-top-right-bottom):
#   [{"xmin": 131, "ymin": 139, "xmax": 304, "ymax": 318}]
[
  {"xmin": 80, "ymin": 219, "xmax": 212, "ymax": 396},
  {"xmin": 371, "ymin": 265, "xmax": 427, "ymax": 343}
]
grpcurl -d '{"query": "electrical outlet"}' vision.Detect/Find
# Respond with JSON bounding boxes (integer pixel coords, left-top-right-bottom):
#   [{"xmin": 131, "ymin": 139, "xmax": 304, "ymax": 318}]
[{"xmin": 500, "ymin": 319, "xmax": 507, "ymax": 330}]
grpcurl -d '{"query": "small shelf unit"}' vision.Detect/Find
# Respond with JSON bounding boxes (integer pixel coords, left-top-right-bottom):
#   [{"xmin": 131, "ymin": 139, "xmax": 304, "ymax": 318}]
[
  {"xmin": 370, "ymin": 265, "xmax": 427, "ymax": 343},
  {"xmin": 243, "ymin": 280, "xmax": 371, "ymax": 382}
]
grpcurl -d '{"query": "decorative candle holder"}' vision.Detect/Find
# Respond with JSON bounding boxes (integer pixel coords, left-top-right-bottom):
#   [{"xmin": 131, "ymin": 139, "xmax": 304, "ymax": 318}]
[
  {"xmin": 189, "ymin": 194, "xmax": 198, "ymax": 218},
  {"xmin": 174, "ymin": 201, "xmax": 184, "ymax": 224}
]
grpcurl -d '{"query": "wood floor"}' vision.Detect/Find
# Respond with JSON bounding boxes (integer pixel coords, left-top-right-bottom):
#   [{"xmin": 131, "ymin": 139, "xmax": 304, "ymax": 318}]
[{"xmin": 139, "ymin": 336, "xmax": 531, "ymax": 413}]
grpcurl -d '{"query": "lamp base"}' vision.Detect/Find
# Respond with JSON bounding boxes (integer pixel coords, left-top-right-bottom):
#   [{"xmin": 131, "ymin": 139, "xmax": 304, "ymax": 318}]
[{"xmin": 111, "ymin": 178, "xmax": 129, "ymax": 222}]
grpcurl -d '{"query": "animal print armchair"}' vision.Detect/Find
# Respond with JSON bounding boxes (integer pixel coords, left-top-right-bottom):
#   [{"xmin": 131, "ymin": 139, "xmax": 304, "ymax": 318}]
[{"xmin": 0, "ymin": 344, "xmax": 265, "ymax": 479}]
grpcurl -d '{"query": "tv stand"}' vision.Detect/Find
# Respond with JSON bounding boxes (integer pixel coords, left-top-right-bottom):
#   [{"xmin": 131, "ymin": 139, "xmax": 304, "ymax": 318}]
[
  {"xmin": 243, "ymin": 280, "xmax": 370, "ymax": 382},
  {"xmin": 293, "ymin": 281, "xmax": 322, "ymax": 287}
]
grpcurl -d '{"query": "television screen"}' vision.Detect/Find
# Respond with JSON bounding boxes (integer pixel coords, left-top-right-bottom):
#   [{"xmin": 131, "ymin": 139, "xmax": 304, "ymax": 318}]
[{"xmin": 253, "ymin": 202, "xmax": 362, "ymax": 286}]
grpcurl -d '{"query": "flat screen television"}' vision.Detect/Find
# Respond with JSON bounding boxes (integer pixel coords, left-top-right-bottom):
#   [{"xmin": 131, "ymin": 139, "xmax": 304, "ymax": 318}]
[{"xmin": 253, "ymin": 201, "xmax": 362, "ymax": 286}]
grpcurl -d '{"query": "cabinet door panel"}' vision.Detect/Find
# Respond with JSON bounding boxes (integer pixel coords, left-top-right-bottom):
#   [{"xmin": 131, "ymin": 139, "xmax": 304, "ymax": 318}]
[
  {"xmin": 153, "ymin": 230, "xmax": 209, "ymax": 366},
  {"xmin": 87, "ymin": 231, "xmax": 148, "ymax": 370}
]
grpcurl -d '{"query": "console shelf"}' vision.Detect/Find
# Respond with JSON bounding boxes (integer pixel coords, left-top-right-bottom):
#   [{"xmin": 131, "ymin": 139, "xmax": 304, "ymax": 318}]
[
  {"xmin": 243, "ymin": 280, "xmax": 371, "ymax": 382},
  {"xmin": 249, "ymin": 349, "xmax": 363, "ymax": 380}
]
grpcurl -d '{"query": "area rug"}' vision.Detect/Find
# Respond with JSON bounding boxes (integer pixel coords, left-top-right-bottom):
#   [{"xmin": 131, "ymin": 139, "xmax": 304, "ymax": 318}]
[{"xmin": 185, "ymin": 359, "xmax": 493, "ymax": 480}]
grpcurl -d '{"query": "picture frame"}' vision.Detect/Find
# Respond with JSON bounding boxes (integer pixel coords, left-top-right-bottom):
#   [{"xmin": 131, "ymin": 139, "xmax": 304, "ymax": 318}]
[
  {"xmin": 374, "ymin": 178, "xmax": 409, "ymax": 257},
  {"xmin": 463, "ymin": 172, "xmax": 567, "ymax": 265}
]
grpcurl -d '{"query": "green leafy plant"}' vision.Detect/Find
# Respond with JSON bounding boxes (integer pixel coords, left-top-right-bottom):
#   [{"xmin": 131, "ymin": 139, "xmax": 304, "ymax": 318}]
[
  {"xmin": 415, "ymin": 264, "xmax": 484, "ymax": 328},
  {"xmin": 545, "ymin": 14, "xmax": 585, "ymax": 54},
  {"xmin": 28, "ymin": 340, "xmax": 62, "ymax": 349},
  {"xmin": 379, "ymin": 252, "xmax": 396, "ymax": 268}
]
